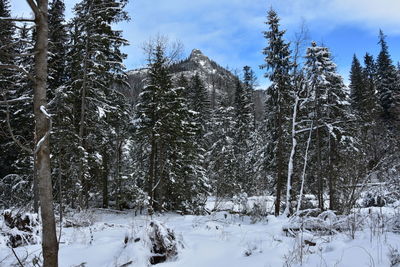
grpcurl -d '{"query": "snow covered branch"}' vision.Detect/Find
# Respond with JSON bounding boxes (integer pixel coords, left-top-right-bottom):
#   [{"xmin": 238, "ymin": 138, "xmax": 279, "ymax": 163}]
[
  {"xmin": 0, "ymin": 64, "xmax": 35, "ymax": 83},
  {"xmin": 0, "ymin": 97, "xmax": 32, "ymax": 105}
]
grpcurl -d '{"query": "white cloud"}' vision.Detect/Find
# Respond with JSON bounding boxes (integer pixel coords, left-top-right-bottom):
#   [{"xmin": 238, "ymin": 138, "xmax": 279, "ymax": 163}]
[{"xmin": 274, "ymin": 0, "xmax": 400, "ymax": 35}]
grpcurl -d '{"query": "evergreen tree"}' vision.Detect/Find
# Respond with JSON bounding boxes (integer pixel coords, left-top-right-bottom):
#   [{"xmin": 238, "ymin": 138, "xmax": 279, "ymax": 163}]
[
  {"xmin": 207, "ymin": 99, "xmax": 238, "ymax": 198},
  {"xmin": 0, "ymin": 0, "xmax": 16, "ymax": 180},
  {"xmin": 188, "ymin": 72, "xmax": 211, "ymax": 141},
  {"xmin": 376, "ymin": 30, "xmax": 399, "ymax": 121},
  {"xmin": 48, "ymin": 0, "xmax": 68, "ymax": 94},
  {"xmin": 349, "ymin": 54, "xmax": 365, "ymax": 115},
  {"xmin": 47, "ymin": 0, "xmax": 70, "ymax": 207},
  {"xmin": 242, "ymin": 65, "xmax": 256, "ymax": 128},
  {"xmin": 260, "ymin": 8, "xmax": 292, "ymax": 215},
  {"xmin": 61, "ymin": 0, "xmax": 130, "ymax": 208},
  {"xmin": 135, "ymin": 42, "xmax": 208, "ymax": 212},
  {"xmin": 232, "ymin": 78, "xmax": 254, "ymax": 192},
  {"xmin": 0, "ymin": 0, "xmax": 34, "ymax": 207},
  {"xmin": 305, "ymin": 41, "xmax": 356, "ymax": 210},
  {"xmin": 363, "ymin": 53, "xmax": 379, "ymax": 121}
]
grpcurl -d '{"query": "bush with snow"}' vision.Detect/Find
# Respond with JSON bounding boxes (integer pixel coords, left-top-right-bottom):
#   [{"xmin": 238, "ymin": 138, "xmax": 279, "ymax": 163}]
[
  {"xmin": 0, "ymin": 210, "xmax": 40, "ymax": 248},
  {"xmin": 147, "ymin": 221, "xmax": 180, "ymax": 264}
]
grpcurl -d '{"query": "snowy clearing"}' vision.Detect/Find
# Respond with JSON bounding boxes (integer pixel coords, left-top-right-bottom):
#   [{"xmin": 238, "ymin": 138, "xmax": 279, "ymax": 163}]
[{"xmin": 1, "ymin": 203, "xmax": 400, "ymax": 267}]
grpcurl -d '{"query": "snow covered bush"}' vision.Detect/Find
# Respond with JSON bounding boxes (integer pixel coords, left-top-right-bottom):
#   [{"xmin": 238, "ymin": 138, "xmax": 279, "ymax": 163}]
[
  {"xmin": 148, "ymin": 221, "xmax": 181, "ymax": 265},
  {"xmin": 389, "ymin": 246, "xmax": 400, "ymax": 267},
  {"xmin": 249, "ymin": 199, "xmax": 268, "ymax": 223},
  {"xmin": 0, "ymin": 210, "xmax": 40, "ymax": 248},
  {"xmin": 362, "ymin": 192, "xmax": 386, "ymax": 207},
  {"xmin": 232, "ymin": 193, "xmax": 249, "ymax": 215}
]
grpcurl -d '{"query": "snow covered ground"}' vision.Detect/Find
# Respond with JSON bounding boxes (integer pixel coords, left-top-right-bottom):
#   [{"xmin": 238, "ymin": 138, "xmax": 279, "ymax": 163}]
[{"xmin": 1, "ymin": 204, "xmax": 400, "ymax": 266}]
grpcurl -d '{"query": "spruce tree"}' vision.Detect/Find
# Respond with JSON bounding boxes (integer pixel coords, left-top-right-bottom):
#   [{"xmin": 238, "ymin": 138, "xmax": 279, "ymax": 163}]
[
  {"xmin": 363, "ymin": 53, "xmax": 379, "ymax": 122},
  {"xmin": 349, "ymin": 55, "xmax": 365, "ymax": 115},
  {"xmin": 135, "ymin": 43, "xmax": 209, "ymax": 212},
  {"xmin": 0, "ymin": 0, "xmax": 34, "ymax": 206},
  {"xmin": 48, "ymin": 0, "xmax": 68, "ymax": 94},
  {"xmin": 260, "ymin": 8, "xmax": 292, "ymax": 216},
  {"xmin": 305, "ymin": 41, "xmax": 356, "ymax": 210},
  {"xmin": 189, "ymin": 72, "xmax": 211, "ymax": 141},
  {"xmin": 0, "ymin": 0, "xmax": 16, "ymax": 179},
  {"xmin": 376, "ymin": 30, "xmax": 399, "ymax": 121},
  {"xmin": 63, "ymin": 0, "xmax": 130, "ymax": 208},
  {"xmin": 242, "ymin": 65, "xmax": 256, "ymax": 128},
  {"xmin": 207, "ymin": 99, "xmax": 238, "ymax": 198}
]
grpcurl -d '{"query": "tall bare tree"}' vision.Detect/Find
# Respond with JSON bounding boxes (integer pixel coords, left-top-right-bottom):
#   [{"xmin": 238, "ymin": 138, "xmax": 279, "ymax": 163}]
[{"xmin": 0, "ymin": 0, "xmax": 59, "ymax": 265}]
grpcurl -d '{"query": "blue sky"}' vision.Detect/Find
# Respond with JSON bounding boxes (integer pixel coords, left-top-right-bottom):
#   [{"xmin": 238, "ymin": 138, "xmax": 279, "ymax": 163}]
[{"xmin": 11, "ymin": 0, "xmax": 400, "ymax": 88}]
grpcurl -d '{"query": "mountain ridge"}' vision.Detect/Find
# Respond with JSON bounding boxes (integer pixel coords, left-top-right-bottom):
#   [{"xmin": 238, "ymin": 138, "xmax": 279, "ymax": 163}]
[{"xmin": 123, "ymin": 48, "xmax": 266, "ymax": 120}]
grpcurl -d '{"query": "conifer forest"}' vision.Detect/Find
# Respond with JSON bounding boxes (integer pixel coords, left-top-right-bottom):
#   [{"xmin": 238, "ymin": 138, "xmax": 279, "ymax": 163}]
[{"xmin": 1, "ymin": 0, "xmax": 400, "ymax": 266}]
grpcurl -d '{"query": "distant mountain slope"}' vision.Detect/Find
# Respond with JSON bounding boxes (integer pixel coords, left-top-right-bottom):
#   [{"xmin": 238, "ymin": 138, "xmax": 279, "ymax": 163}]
[{"xmin": 123, "ymin": 49, "xmax": 266, "ymax": 121}]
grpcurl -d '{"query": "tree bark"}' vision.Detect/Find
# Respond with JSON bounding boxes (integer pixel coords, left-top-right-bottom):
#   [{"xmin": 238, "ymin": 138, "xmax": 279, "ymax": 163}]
[
  {"xmin": 275, "ymin": 108, "xmax": 283, "ymax": 216},
  {"xmin": 31, "ymin": 0, "xmax": 59, "ymax": 265},
  {"xmin": 315, "ymin": 85, "xmax": 324, "ymax": 210},
  {"xmin": 102, "ymin": 149, "xmax": 109, "ymax": 208},
  {"xmin": 283, "ymin": 96, "xmax": 299, "ymax": 216}
]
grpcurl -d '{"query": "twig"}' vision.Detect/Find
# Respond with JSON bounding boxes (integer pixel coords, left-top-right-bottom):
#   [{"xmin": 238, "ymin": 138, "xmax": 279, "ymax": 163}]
[{"xmin": 11, "ymin": 248, "xmax": 24, "ymax": 267}]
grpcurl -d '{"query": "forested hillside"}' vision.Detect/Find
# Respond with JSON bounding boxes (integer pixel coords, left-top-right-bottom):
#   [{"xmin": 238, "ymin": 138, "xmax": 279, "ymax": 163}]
[{"xmin": 1, "ymin": 1, "xmax": 400, "ymax": 266}]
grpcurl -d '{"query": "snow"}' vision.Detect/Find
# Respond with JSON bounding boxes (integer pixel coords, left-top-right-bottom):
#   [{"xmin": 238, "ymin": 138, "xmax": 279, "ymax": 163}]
[
  {"xmin": 1, "ymin": 202, "xmax": 400, "ymax": 266},
  {"xmin": 98, "ymin": 106, "xmax": 106, "ymax": 119}
]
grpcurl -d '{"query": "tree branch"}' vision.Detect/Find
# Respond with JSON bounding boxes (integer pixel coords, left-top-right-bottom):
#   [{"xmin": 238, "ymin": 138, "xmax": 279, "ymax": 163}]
[
  {"xmin": 0, "ymin": 64, "xmax": 35, "ymax": 83},
  {"xmin": 0, "ymin": 17, "xmax": 35, "ymax": 22},
  {"xmin": 2, "ymin": 94, "xmax": 32, "ymax": 153},
  {"xmin": 0, "ymin": 97, "xmax": 32, "ymax": 105},
  {"xmin": 26, "ymin": 0, "xmax": 40, "ymax": 18}
]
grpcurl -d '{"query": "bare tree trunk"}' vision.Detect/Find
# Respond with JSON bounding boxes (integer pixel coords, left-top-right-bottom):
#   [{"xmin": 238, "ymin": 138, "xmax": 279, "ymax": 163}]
[
  {"xmin": 116, "ymin": 137, "xmax": 123, "ymax": 210},
  {"xmin": 30, "ymin": 0, "xmax": 59, "ymax": 265},
  {"xmin": 33, "ymin": 148, "xmax": 39, "ymax": 213},
  {"xmin": 297, "ymin": 121, "xmax": 313, "ymax": 213},
  {"xmin": 328, "ymin": 138, "xmax": 336, "ymax": 210},
  {"xmin": 275, "ymin": 110, "xmax": 283, "ymax": 216},
  {"xmin": 283, "ymin": 96, "xmax": 299, "ymax": 216},
  {"xmin": 77, "ymin": 27, "xmax": 90, "ymax": 209},
  {"xmin": 315, "ymin": 86, "xmax": 324, "ymax": 210},
  {"xmin": 148, "ymin": 133, "xmax": 156, "ymax": 210},
  {"xmin": 102, "ymin": 149, "xmax": 109, "ymax": 208}
]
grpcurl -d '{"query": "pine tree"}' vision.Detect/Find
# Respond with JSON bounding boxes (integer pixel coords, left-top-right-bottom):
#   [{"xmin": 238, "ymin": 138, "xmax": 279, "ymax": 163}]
[
  {"xmin": 135, "ymin": 42, "xmax": 208, "ymax": 212},
  {"xmin": 232, "ymin": 78, "xmax": 254, "ymax": 193},
  {"xmin": 0, "ymin": 0, "xmax": 34, "ymax": 206},
  {"xmin": 376, "ymin": 30, "xmax": 399, "ymax": 121},
  {"xmin": 363, "ymin": 53, "xmax": 379, "ymax": 122},
  {"xmin": 260, "ymin": 8, "xmax": 292, "ymax": 216},
  {"xmin": 207, "ymin": 99, "xmax": 238, "ymax": 198},
  {"xmin": 64, "ymin": 0, "xmax": 130, "ymax": 208},
  {"xmin": 305, "ymin": 41, "xmax": 356, "ymax": 210},
  {"xmin": 48, "ymin": 0, "xmax": 68, "ymax": 94},
  {"xmin": 188, "ymin": 72, "xmax": 211, "ymax": 141},
  {"xmin": 0, "ymin": 0, "xmax": 16, "ymax": 180},
  {"xmin": 349, "ymin": 54, "xmax": 365, "ymax": 115},
  {"xmin": 242, "ymin": 65, "xmax": 256, "ymax": 128}
]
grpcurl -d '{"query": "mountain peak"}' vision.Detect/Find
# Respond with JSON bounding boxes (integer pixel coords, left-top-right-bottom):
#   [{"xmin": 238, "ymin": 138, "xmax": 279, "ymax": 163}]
[
  {"xmin": 189, "ymin": 48, "xmax": 205, "ymax": 59},
  {"xmin": 188, "ymin": 48, "xmax": 214, "ymax": 71}
]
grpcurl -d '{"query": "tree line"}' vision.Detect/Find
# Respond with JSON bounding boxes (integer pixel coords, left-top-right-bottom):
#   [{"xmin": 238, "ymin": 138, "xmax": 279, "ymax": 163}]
[{"xmin": 1, "ymin": 0, "xmax": 400, "ymax": 237}]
